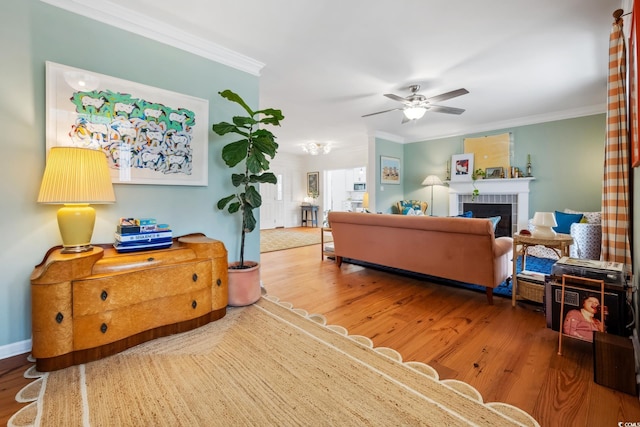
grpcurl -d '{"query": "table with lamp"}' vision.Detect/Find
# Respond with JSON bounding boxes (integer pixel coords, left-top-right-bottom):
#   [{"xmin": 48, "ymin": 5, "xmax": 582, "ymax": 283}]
[{"xmin": 511, "ymin": 212, "xmax": 573, "ymax": 306}]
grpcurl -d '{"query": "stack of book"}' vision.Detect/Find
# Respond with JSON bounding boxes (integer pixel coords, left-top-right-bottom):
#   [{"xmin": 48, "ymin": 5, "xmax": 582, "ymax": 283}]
[{"xmin": 113, "ymin": 218, "xmax": 173, "ymax": 253}]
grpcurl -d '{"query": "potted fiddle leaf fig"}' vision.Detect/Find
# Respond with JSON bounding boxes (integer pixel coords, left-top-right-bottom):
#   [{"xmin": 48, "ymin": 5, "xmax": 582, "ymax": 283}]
[{"xmin": 212, "ymin": 89, "xmax": 284, "ymax": 306}]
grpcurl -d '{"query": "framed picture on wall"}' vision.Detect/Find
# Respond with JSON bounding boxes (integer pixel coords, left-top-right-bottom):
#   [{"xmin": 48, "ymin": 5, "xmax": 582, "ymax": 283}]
[
  {"xmin": 451, "ymin": 153, "xmax": 474, "ymax": 182},
  {"xmin": 380, "ymin": 156, "xmax": 400, "ymax": 184},
  {"xmin": 307, "ymin": 171, "xmax": 319, "ymax": 196},
  {"xmin": 45, "ymin": 61, "xmax": 209, "ymax": 185}
]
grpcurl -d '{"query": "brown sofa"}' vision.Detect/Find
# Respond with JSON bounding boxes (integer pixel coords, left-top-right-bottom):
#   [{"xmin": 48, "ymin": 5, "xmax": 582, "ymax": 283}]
[{"xmin": 327, "ymin": 212, "xmax": 513, "ymax": 304}]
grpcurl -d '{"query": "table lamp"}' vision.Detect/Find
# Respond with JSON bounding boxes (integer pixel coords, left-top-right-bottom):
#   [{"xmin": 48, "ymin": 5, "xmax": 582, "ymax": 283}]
[
  {"xmin": 362, "ymin": 192, "xmax": 369, "ymax": 212},
  {"xmin": 37, "ymin": 147, "xmax": 116, "ymax": 253},
  {"xmin": 531, "ymin": 212, "xmax": 557, "ymax": 238},
  {"xmin": 421, "ymin": 175, "xmax": 443, "ymax": 216}
]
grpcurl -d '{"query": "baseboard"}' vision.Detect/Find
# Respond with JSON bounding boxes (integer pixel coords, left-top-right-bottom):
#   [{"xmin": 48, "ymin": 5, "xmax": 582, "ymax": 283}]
[{"xmin": 0, "ymin": 339, "xmax": 31, "ymax": 360}]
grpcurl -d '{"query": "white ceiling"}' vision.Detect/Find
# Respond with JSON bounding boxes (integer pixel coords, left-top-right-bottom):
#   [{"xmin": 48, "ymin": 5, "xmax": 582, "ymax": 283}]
[{"xmin": 49, "ymin": 0, "xmax": 624, "ymax": 154}]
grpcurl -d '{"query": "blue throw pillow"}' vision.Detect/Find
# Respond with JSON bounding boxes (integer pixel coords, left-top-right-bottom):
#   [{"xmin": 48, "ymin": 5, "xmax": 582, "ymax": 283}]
[
  {"xmin": 452, "ymin": 211, "xmax": 473, "ymax": 218},
  {"xmin": 488, "ymin": 216, "xmax": 501, "ymax": 231},
  {"xmin": 553, "ymin": 211, "xmax": 583, "ymax": 234}
]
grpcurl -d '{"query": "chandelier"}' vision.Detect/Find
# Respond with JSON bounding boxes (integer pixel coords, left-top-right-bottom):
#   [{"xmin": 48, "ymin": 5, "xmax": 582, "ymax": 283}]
[{"xmin": 302, "ymin": 142, "xmax": 332, "ymax": 155}]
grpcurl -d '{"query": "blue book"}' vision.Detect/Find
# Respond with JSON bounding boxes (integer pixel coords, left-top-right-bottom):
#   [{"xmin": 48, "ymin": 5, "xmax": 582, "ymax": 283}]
[
  {"xmin": 114, "ymin": 231, "xmax": 173, "ymax": 243},
  {"xmin": 113, "ymin": 240, "xmax": 173, "ymax": 253}
]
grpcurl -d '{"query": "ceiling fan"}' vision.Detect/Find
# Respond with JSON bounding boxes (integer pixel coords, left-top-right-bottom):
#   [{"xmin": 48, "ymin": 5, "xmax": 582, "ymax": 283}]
[{"xmin": 362, "ymin": 85, "xmax": 469, "ymax": 123}]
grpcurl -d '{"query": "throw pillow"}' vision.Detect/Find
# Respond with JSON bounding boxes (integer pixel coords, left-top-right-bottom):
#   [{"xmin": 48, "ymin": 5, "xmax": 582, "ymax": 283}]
[
  {"xmin": 553, "ymin": 211, "xmax": 583, "ymax": 234},
  {"xmin": 564, "ymin": 209, "xmax": 601, "ymax": 225},
  {"xmin": 402, "ymin": 206, "xmax": 414, "ymax": 215},
  {"xmin": 488, "ymin": 216, "xmax": 501, "ymax": 231},
  {"xmin": 452, "ymin": 211, "xmax": 473, "ymax": 218}
]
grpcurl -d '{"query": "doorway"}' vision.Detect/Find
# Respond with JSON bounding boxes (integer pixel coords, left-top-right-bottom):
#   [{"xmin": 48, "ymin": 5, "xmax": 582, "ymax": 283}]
[
  {"xmin": 324, "ymin": 166, "xmax": 366, "ymax": 226},
  {"xmin": 260, "ymin": 173, "xmax": 284, "ymax": 229}
]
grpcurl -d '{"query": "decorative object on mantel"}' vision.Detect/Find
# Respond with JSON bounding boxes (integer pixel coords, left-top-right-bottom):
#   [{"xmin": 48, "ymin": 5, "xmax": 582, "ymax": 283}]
[
  {"xmin": 37, "ymin": 147, "xmax": 116, "ymax": 253},
  {"xmin": 421, "ymin": 175, "xmax": 444, "ymax": 216},
  {"xmin": 471, "ymin": 168, "xmax": 485, "ymax": 201},
  {"xmin": 302, "ymin": 141, "xmax": 331, "ymax": 155},
  {"xmin": 531, "ymin": 212, "xmax": 558, "ymax": 238},
  {"xmin": 212, "ymin": 90, "xmax": 284, "ymax": 306},
  {"xmin": 526, "ymin": 154, "xmax": 533, "ymax": 177}
]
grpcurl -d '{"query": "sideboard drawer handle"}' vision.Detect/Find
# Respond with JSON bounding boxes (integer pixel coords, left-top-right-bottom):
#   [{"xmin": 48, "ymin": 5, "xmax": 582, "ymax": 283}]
[
  {"xmin": 101, "ymin": 290, "xmax": 108, "ymax": 301},
  {"xmin": 192, "ymin": 273, "xmax": 198, "ymax": 282},
  {"xmin": 147, "ymin": 257, "xmax": 155, "ymax": 262},
  {"xmin": 192, "ymin": 300, "xmax": 197, "ymax": 309},
  {"xmin": 56, "ymin": 312, "xmax": 64, "ymax": 323},
  {"xmin": 100, "ymin": 323, "xmax": 108, "ymax": 334},
  {"xmin": 216, "ymin": 278, "xmax": 222, "ymax": 286}
]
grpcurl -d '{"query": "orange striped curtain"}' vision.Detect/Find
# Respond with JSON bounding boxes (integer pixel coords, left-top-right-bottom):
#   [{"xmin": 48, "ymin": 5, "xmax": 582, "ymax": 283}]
[{"xmin": 602, "ymin": 16, "xmax": 631, "ymax": 268}]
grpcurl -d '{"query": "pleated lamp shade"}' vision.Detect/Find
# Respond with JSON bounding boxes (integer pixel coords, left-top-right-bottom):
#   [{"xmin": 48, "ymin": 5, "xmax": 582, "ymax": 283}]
[{"xmin": 38, "ymin": 147, "xmax": 115, "ymax": 252}]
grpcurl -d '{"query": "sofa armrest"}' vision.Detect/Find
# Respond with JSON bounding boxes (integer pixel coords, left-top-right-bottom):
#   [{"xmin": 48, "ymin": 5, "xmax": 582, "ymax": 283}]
[{"xmin": 569, "ymin": 222, "xmax": 601, "ymax": 260}]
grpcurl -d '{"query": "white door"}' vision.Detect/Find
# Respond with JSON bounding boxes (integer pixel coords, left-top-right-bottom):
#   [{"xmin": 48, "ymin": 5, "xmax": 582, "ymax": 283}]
[{"xmin": 260, "ymin": 174, "xmax": 284, "ymax": 229}]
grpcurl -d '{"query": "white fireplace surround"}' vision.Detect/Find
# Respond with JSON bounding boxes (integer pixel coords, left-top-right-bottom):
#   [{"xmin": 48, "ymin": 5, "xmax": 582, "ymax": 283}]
[{"xmin": 448, "ymin": 178, "xmax": 535, "ymax": 234}]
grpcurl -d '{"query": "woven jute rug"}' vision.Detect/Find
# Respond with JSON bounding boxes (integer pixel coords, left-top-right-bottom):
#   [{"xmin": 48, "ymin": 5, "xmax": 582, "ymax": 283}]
[
  {"xmin": 261, "ymin": 227, "xmax": 330, "ymax": 253},
  {"xmin": 10, "ymin": 296, "xmax": 538, "ymax": 427}
]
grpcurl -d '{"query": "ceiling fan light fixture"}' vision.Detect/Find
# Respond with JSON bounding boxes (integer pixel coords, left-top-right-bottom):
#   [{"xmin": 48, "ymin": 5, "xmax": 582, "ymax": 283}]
[{"xmin": 404, "ymin": 106, "xmax": 427, "ymax": 120}]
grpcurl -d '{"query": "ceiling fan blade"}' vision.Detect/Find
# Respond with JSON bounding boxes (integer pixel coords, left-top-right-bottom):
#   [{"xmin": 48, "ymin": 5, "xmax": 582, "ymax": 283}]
[
  {"xmin": 428, "ymin": 105, "xmax": 466, "ymax": 115},
  {"xmin": 362, "ymin": 107, "xmax": 403, "ymax": 118},
  {"xmin": 426, "ymin": 88, "xmax": 469, "ymax": 103},
  {"xmin": 384, "ymin": 93, "xmax": 409, "ymax": 103}
]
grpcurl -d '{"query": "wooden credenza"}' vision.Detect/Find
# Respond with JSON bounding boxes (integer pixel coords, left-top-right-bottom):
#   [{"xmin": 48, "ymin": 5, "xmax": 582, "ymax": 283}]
[{"xmin": 30, "ymin": 233, "xmax": 228, "ymax": 371}]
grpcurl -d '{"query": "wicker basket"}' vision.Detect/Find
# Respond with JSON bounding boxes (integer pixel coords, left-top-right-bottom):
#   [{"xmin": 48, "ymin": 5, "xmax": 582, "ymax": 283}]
[{"xmin": 517, "ymin": 278, "xmax": 544, "ymax": 303}]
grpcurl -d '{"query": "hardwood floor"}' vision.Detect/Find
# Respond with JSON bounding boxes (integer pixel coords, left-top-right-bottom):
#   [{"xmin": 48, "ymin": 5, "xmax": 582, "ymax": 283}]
[
  {"xmin": 2, "ymin": 234, "xmax": 639, "ymax": 426},
  {"xmin": 259, "ymin": 241, "xmax": 640, "ymax": 427}
]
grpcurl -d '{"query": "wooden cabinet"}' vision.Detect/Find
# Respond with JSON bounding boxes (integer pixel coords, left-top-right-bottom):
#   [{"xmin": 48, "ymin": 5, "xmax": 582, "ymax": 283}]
[{"xmin": 30, "ymin": 233, "xmax": 228, "ymax": 371}]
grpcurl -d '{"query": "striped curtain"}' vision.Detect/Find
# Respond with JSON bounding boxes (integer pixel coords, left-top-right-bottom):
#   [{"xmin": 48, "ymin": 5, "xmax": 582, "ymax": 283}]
[{"xmin": 602, "ymin": 15, "xmax": 631, "ymax": 268}]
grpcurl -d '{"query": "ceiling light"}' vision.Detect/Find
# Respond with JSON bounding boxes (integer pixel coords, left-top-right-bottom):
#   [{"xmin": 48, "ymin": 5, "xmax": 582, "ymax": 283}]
[
  {"xmin": 302, "ymin": 142, "xmax": 332, "ymax": 155},
  {"xmin": 403, "ymin": 106, "xmax": 427, "ymax": 120}
]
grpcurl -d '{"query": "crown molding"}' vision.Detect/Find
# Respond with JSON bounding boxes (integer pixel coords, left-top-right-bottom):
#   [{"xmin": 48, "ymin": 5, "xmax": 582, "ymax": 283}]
[
  {"xmin": 40, "ymin": 0, "xmax": 264, "ymax": 76},
  {"xmin": 373, "ymin": 130, "xmax": 405, "ymax": 143},
  {"xmin": 408, "ymin": 104, "xmax": 607, "ymax": 143}
]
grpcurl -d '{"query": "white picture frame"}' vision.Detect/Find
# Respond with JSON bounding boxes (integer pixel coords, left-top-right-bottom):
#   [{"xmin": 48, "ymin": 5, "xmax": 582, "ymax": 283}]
[
  {"xmin": 451, "ymin": 153, "xmax": 474, "ymax": 182},
  {"xmin": 45, "ymin": 61, "xmax": 209, "ymax": 186}
]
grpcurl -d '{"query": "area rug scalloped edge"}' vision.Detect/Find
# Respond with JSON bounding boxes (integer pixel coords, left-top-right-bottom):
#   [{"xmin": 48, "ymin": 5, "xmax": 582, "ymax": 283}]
[{"xmin": 10, "ymin": 296, "xmax": 539, "ymax": 427}]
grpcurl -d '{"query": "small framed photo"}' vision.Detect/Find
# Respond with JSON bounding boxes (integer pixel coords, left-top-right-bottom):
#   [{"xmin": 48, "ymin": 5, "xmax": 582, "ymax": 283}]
[
  {"xmin": 485, "ymin": 166, "xmax": 504, "ymax": 179},
  {"xmin": 380, "ymin": 156, "xmax": 400, "ymax": 184},
  {"xmin": 307, "ymin": 171, "xmax": 319, "ymax": 196},
  {"xmin": 450, "ymin": 153, "xmax": 473, "ymax": 182}
]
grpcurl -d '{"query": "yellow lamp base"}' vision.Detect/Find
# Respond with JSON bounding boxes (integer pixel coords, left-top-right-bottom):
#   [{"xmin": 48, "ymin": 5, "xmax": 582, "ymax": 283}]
[{"xmin": 57, "ymin": 204, "xmax": 96, "ymax": 253}]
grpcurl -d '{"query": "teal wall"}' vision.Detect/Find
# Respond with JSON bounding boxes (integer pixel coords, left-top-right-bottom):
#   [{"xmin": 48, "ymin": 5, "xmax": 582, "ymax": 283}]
[
  {"xmin": 0, "ymin": 0, "xmax": 258, "ymax": 351},
  {"xmin": 374, "ymin": 137, "xmax": 405, "ymax": 213},
  {"xmin": 397, "ymin": 114, "xmax": 606, "ymax": 217}
]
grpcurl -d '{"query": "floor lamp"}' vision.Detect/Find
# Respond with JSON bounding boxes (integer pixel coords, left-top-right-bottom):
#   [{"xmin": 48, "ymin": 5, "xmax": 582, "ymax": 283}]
[{"xmin": 421, "ymin": 175, "xmax": 444, "ymax": 216}]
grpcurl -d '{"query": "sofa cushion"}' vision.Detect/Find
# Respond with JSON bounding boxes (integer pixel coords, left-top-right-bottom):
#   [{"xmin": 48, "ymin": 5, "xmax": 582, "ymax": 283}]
[
  {"xmin": 553, "ymin": 211, "xmax": 583, "ymax": 234},
  {"xmin": 488, "ymin": 216, "xmax": 501, "ymax": 231}
]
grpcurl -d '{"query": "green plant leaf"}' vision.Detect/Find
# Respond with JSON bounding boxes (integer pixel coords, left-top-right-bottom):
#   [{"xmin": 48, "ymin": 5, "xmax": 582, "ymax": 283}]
[
  {"xmin": 219, "ymin": 90, "xmax": 254, "ymax": 116},
  {"xmin": 233, "ymin": 116, "xmax": 257, "ymax": 127},
  {"xmin": 243, "ymin": 207, "xmax": 257, "ymax": 233},
  {"xmin": 212, "ymin": 122, "xmax": 238, "ymax": 136},
  {"xmin": 217, "ymin": 194, "xmax": 236, "ymax": 210},
  {"xmin": 250, "ymin": 172, "xmax": 277, "ymax": 184},
  {"xmin": 231, "ymin": 173, "xmax": 247, "ymax": 187},
  {"xmin": 222, "ymin": 140, "xmax": 249, "ymax": 167},
  {"xmin": 245, "ymin": 185, "xmax": 262, "ymax": 208}
]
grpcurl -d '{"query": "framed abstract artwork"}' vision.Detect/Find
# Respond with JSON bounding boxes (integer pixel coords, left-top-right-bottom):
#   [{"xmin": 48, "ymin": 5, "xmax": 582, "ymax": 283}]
[
  {"xmin": 451, "ymin": 153, "xmax": 474, "ymax": 182},
  {"xmin": 45, "ymin": 61, "xmax": 209, "ymax": 185},
  {"xmin": 307, "ymin": 171, "xmax": 319, "ymax": 196},
  {"xmin": 380, "ymin": 156, "xmax": 400, "ymax": 184}
]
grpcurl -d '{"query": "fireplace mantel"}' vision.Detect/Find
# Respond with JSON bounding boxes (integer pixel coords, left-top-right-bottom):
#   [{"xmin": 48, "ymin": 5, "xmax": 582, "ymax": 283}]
[{"xmin": 447, "ymin": 177, "xmax": 535, "ymax": 233}]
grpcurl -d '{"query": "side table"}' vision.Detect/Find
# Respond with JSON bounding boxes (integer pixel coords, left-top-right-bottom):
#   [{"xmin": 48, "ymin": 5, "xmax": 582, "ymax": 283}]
[
  {"xmin": 301, "ymin": 205, "xmax": 319, "ymax": 227},
  {"xmin": 511, "ymin": 232, "xmax": 573, "ymax": 306}
]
